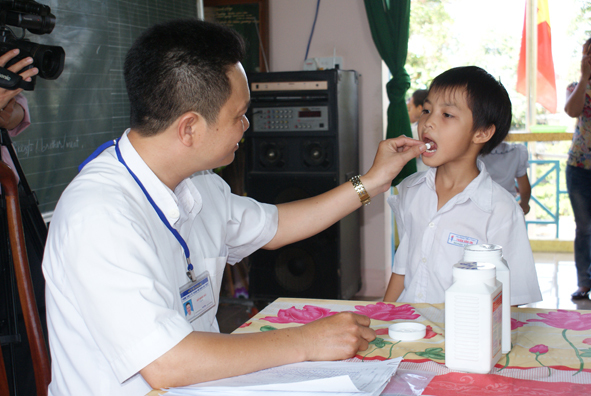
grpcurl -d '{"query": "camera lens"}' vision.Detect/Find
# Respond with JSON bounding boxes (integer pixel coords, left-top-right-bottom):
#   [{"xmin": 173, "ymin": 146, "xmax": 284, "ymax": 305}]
[
  {"xmin": 14, "ymin": 41, "xmax": 65, "ymax": 80},
  {"xmin": 36, "ymin": 46, "xmax": 65, "ymax": 79}
]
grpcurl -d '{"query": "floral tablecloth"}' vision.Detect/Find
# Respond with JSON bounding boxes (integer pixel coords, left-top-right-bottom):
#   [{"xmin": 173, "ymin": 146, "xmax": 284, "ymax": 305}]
[{"xmin": 233, "ymin": 298, "xmax": 591, "ymax": 396}]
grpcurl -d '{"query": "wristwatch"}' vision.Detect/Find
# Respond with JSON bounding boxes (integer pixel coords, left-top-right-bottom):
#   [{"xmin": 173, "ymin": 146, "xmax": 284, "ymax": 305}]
[{"xmin": 350, "ymin": 175, "xmax": 371, "ymax": 206}]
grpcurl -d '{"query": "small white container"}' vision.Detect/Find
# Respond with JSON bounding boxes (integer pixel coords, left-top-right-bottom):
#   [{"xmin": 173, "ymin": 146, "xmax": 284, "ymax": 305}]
[
  {"xmin": 389, "ymin": 322, "xmax": 427, "ymax": 341},
  {"xmin": 463, "ymin": 244, "xmax": 511, "ymax": 354},
  {"xmin": 445, "ymin": 262, "xmax": 503, "ymax": 374}
]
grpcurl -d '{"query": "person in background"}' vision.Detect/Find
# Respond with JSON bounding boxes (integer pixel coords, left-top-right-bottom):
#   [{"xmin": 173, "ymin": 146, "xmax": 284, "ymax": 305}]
[
  {"xmin": 564, "ymin": 37, "xmax": 591, "ymax": 301},
  {"xmin": 0, "ymin": 49, "xmax": 41, "ymax": 396},
  {"xmin": 42, "ymin": 19, "xmax": 427, "ymax": 396},
  {"xmin": 384, "ymin": 66, "xmax": 542, "ymax": 306},
  {"xmin": 480, "ymin": 141, "xmax": 531, "ymax": 214},
  {"xmin": 0, "ymin": 49, "xmax": 38, "ymax": 175},
  {"xmin": 407, "ymin": 89, "xmax": 430, "ymax": 172}
]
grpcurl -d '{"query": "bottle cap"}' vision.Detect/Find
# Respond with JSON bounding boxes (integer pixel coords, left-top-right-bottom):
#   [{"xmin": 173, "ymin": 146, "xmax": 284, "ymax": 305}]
[
  {"xmin": 463, "ymin": 244, "xmax": 503, "ymax": 261},
  {"xmin": 388, "ymin": 322, "xmax": 427, "ymax": 341},
  {"xmin": 464, "ymin": 244, "xmax": 502, "ymax": 252},
  {"xmin": 452, "ymin": 261, "xmax": 496, "ymax": 282}
]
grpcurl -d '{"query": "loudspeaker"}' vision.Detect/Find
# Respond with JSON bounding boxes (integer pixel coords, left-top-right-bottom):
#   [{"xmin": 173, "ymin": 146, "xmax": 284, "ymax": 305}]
[{"xmin": 245, "ymin": 69, "xmax": 360, "ymax": 300}]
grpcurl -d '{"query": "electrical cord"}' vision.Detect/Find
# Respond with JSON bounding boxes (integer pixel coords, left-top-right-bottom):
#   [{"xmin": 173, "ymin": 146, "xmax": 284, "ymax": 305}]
[
  {"xmin": 304, "ymin": 0, "xmax": 321, "ymax": 62},
  {"xmin": 253, "ymin": 19, "xmax": 269, "ymax": 72}
]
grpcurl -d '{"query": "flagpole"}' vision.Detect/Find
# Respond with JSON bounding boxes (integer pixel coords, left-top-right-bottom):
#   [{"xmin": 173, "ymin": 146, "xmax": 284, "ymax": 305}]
[{"xmin": 526, "ymin": 0, "xmax": 537, "ymax": 130}]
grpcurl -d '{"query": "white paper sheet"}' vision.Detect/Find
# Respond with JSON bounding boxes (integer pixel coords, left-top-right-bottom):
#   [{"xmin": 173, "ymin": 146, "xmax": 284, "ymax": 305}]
[{"xmin": 163, "ymin": 358, "xmax": 402, "ymax": 396}]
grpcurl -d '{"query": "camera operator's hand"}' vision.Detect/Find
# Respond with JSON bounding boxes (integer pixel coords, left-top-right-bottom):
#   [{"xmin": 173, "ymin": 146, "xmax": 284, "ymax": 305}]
[{"xmin": 0, "ymin": 49, "xmax": 38, "ymax": 130}]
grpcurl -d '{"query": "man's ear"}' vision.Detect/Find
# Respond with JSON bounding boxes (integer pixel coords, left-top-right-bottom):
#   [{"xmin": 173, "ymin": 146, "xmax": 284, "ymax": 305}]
[
  {"xmin": 177, "ymin": 112, "xmax": 206, "ymax": 147},
  {"xmin": 473, "ymin": 125, "xmax": 495, "ymax": 144}
]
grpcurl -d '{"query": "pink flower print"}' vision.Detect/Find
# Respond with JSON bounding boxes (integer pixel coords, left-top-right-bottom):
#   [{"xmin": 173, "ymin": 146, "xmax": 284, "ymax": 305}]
[
  {"xmin": 529, "ymin": 344, "xmax": 551, "ymax": 376},
  {"xmin": 260, "ymin": 305, "xmax": 339, "ymax": 324},
  {"xmin": 527, "ymin": 310, "xmax": 591, "ymax": 331},
  {"xmin": 511, "ymin": 318, "xmax": 527, "ymax": 330},
  {"xmin": 528, "ymin": 310, "xmax": 591, "ymax": 375},
  {"xmin": 352, "ymin": 303, "xmax": 420, "ymax": 321},
  {"xmin": 424, "ymin": 325, "xmax": 438, "ymax": 339},
  {"xmin": 529, "ymin": 344, "xmax": 549, "ymax": 354},
  {"xmin": 375, "ymin": 328, "xmax": 389, "ymax": 335},
  {"xmin": 239, "ymin": 322, "xmax": 252, "ymax": 329},
  {"xmin": 583, "ymin": 338, "xmax": 591, "ymax": 345}
]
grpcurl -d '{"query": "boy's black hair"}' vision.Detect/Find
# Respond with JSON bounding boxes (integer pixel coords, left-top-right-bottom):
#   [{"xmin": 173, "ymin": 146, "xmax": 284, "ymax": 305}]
[
  {"xmin": 124, "ymin": 19, "xmax": 246, "ymax": 136},
  {"xmin": 411, "ymin": 89, "xmax": 429, "ymax": 107},
  {"xmin": 428, "ymin": 66, "xmax": 512, "ymax": 155}
]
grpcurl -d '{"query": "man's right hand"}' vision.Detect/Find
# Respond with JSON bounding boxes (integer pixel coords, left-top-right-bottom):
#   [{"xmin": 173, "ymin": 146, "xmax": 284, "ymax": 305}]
[
  {"xmin": 141, "ymin": 312, "xmax": 376, "ymax": 389},
  {"xmin": 296, "ymin": 312, "xmax": 376, "ymax": 361}
]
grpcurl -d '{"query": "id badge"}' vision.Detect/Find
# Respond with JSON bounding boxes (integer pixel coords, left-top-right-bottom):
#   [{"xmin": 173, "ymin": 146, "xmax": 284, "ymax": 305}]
[{"xmin": 179, "ymin": 271, "xmax": 215, "ymax": 323}]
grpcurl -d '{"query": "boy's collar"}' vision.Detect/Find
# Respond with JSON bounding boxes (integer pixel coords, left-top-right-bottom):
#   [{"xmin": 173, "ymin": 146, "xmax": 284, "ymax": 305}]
[
  {"xmin": 463, "ymin": 160, "xmax": 493, "ymax": 212},
  {"xmin": 409, "ymin": 160, "xmax": 493, "ymax": 212}
]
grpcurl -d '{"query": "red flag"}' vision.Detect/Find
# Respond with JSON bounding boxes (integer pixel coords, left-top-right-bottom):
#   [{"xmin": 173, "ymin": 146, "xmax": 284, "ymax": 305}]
[{"xmin": 516, "ymin": 0, "xmax": 557, "ymax": 113}]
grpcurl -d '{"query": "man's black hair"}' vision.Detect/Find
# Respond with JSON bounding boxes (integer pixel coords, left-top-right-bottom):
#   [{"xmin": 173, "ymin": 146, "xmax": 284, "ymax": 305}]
[
  {"xmin": 428, "ymin": 66, "xmax": 512, "ymax": 155},
  {"xmin": 124, "ymin": 19, "xmax": 246, "ymax": 136}
]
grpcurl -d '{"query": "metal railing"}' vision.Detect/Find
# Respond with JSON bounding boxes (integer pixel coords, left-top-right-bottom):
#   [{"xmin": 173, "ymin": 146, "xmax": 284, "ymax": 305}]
[{"xmin": 524, "ymin": 159, "xmax": 569, "ymax": 238}]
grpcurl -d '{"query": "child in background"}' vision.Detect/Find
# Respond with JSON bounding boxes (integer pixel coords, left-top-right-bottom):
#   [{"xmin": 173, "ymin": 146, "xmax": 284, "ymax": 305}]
[
  {"xmin": 384, "ymin": 66, "xmax": 541, "ymax": 306},
  {"xmin": 407, "ymin": 89, "xmax": 430, "ymax": 172},
  {"xmin": 480, "ymin": 141, "xmax": 531, "ymax": 214}
]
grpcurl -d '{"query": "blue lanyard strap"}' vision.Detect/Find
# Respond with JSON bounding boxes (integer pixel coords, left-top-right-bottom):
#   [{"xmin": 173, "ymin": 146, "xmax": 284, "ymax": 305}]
[
  {"xmin": 114, "ymin": 141, "xmax": 196, "ymax": 282},
  {"xmin": 79, "ymin": 137, "xmax": 196, "ymax": 282},
  {"xmin": 78, "ymin": 139, "xmax": 118, "ymax": 172}
]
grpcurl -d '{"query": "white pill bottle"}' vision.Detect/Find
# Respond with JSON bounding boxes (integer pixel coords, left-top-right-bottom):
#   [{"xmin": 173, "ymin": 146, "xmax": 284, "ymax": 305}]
[
  {"xmin": 445, "ymin": 262, "xmax": 503, "ymax": 374},
  {"xmin": 463, "ymin": 244, "xmax": 511, "ymax": 354}
]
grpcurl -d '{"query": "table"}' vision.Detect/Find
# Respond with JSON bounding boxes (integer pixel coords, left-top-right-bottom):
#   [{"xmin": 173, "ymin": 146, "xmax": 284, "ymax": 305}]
[
  {"xmin": 505, "ymin": 132, "xmax": 573, "ymax": 142},
  {"xmin": 232, "ymin": 298, "xmax": 591, "ymax": 396}
]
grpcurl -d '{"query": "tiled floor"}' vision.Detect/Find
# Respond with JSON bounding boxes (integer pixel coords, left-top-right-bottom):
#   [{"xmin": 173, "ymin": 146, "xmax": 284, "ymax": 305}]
[
  {"xmin": 523, "ymin": 251, "xmax": 591, "ymax": 311},
  {"xmin": 216, "ymin": 251, "xmax": 591, "ymax": 334}
]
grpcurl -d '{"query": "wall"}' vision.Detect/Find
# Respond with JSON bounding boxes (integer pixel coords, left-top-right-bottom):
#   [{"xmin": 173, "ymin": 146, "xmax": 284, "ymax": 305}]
[{"xmin": 268, "ymin": 0, "xmax": 389, "ymax": 297}]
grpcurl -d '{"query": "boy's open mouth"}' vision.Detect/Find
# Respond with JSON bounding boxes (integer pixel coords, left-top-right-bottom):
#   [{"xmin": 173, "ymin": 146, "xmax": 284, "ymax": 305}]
[{"xmin": 423, "ymin": 138, "xmax": 437, "ymax": 153}]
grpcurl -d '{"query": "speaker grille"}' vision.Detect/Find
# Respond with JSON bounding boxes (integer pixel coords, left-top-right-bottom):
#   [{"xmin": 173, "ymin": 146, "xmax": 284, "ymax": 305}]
[{"xmin": 275, "ymin": 246, "xmax": 316, "ymax": 292}]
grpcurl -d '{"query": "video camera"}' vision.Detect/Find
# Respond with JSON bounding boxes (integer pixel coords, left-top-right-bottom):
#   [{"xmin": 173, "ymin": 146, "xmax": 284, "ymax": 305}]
[{"xmin": 0, "ymin": 0, "xmax": 65, "ymax": 90}]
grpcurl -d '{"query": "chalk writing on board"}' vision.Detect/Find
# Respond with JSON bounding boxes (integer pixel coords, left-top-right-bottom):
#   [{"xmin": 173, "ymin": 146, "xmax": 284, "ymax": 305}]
[{"xmin": 14, "ymin": 137, "xmax": 81, "ymax": 158}]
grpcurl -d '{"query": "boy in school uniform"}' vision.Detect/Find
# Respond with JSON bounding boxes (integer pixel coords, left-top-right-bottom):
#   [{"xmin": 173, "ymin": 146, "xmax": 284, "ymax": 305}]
[{"xmin": 384, "ymin": 66, "xmax": 542, "ymax": 306}]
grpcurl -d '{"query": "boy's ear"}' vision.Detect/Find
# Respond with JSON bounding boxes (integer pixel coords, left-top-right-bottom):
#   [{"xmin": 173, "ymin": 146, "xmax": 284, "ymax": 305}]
[{"xmin": 473, "ymin": 125, "xmax": 496, "ymax": 144}]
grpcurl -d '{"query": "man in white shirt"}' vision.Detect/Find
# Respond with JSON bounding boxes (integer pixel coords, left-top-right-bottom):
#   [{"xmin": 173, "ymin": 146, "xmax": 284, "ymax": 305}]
[{"xmin": 42, "ymin": 19, "xmax": 427, "ymax": 395}]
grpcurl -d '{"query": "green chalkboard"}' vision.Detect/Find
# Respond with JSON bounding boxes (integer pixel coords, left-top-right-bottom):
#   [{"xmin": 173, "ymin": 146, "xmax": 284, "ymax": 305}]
[
  {"xmin": 10, "ymin": 1, "xmax": 198, "ymax": 214},
  {"xmin": 204, "ymin": 0, "xmax": 269, "ymax": 73}
]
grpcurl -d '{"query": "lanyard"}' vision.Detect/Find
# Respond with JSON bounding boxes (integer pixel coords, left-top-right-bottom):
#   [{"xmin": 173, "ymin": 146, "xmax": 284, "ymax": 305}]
[{"xmin": 79, "ymin": 137, "xmax": 197, "ymax": 282}]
